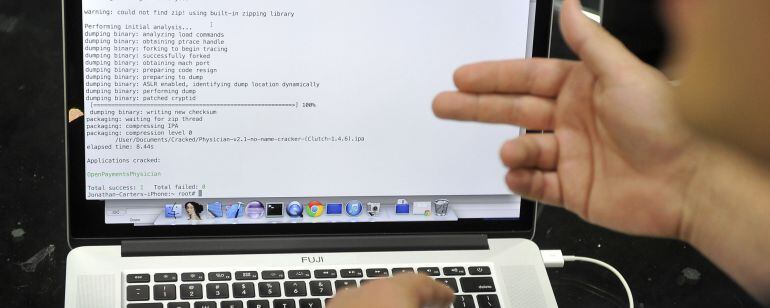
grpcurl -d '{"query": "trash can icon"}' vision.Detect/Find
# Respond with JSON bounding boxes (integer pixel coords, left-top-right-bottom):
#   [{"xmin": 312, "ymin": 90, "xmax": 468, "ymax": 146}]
[{"xmin": 433, "ymin": 199, "xmax": 450, "ymax": 216}]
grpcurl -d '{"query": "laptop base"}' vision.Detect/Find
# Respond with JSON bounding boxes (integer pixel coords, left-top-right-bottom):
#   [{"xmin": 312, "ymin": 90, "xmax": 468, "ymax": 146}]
[{"xmin": 65, "ymin": 238, "xmax": 557, "ymax": 308}]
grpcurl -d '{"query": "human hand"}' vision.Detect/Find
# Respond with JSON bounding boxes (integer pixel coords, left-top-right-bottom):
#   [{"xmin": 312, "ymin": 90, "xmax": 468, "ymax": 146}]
[
  {"xmin": 69, "ymin": 108, "xmax": 83, "ymax": 122},
  {"xmin": 433, "ymin": 0, "xmax": 703, "ymax": 238},
  {"xmin": 326, "ymin": 274, "xmax": 454, "ymax": 308}
]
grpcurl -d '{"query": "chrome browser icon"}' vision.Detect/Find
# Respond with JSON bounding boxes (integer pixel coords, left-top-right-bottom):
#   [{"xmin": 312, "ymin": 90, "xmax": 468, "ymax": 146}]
[{"xmin": 305, "ymin": 200, "xmax": 325, "ymax": 217}]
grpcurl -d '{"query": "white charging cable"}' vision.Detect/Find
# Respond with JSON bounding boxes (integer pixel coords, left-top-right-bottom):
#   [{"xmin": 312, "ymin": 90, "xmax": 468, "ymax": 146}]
[{"xmin": 541, "ymin": 250, "xmax": 634, "ymax": 308}]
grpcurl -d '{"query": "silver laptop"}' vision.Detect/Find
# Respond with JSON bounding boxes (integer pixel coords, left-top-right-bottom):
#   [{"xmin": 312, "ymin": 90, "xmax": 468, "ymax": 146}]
[{"xmin": 62, "ymin": 0, "xmax": 557, "ymax": 307}]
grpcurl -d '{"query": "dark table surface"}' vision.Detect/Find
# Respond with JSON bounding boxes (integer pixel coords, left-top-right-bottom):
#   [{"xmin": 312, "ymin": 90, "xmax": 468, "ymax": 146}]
[{"xmin": 0, "ymin": 0, "xmax": 762, "ymax": 307}]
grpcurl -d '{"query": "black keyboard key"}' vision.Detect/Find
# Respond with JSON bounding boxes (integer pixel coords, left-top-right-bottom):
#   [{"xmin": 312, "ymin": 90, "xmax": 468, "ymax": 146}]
[
  {"xmin": 283, "ymin": 281, "xmax": 307, "ymax": 297},
  {"xmin": 181, "ymin": 284, "xmax": 204, "ymax": 299},
  {"xmin": 417, "ymin": 267, "xmax": 440, "ymax": 276},
  {"xmin": 334, "ymin": 280, "xmax": 357, "ymax": 292},
  {"xmin": 221, "ymin": 301, "xmax": 244, "ymax": 308},
  {"xmin": 443, "ymin": 267, "xmax": 466, "ymax": 276},
  {"xmin": 126, "ymin": 285, "xmax": 150, "ymax": 301},
  {"xmin": 309, "ymin": 280, "xmax": 333, "ymax": 296},
  {"xmin": 299, "ymin": 298, "xmax": 322, "ymax": 308},
  {"xmin": 233, "ymin": 282, "xmax": 256, "ymax": 298},
  {"xmin": 476, "ymin": 294, "xmax": 500, "ymax": 308},
  {"xmin": 126, "ymin": 304, "xmax": 162, "ymax": 308},
  {"xmin": 273, "ymin": 299, "xmax": 295, "ymax": 308},
  {"xmin": 126, "ymin": 274, "xmax": 150, "ymax": 283},
  {"xmin": 392, "ymin": 267, "xmax": 414, "ymax": 275},
  {"xmin": 209, "ymin": 272, "xmax": 232, "ymax": 281},
  {"xmin": 235, "ymin": 271, "xmax": 259, "ymax": 280},
  {"xmin": 262, "ymin": 270, "xmax": 285, "ymax": 280},
  {"xmin": 469, "ymin": 266, "xmax": 492, "ymax": 275},
  {"xmin": 366, "ymin": 268, "xmax": 389, "ymax": 277},
  {"xmin": 339, "ymin": 269, "xmax": 363, "ymax": 278},
  {"xmin": 288, "ymin": 270, "xmax": 311, "ymax": 279},
  {"xmin": 460, "ymin": 277, "xmax": 496, "ymax": 292},
  {"xmin": 194, "ymin": 302, "xmax": 217, "ymax": 308},
  {"xmin": 206, "ymin": 283, "xmax": 229, "ymax": 299},
  {"xmin": 454, "ymin": 295, "xmax": 476, "ymax": 308},
  {"xmin": 313, "ymin": 269, "xmax": 337, "ymax": 278},
  {"xmin": 435, "ymin": 278, "xmax": 459, "ymax": 293},
  {"xmin": 247, "ymin": 300, "xmax": 270, "ymax": 308},
  {"xmin": 258, "ymin": 281, "xmax": 281, "ymax": 297},
  {"xmin": 182, "ymin": 272, "xmax": 205, "ymax": 282},
  {"xmin": 168, "ymin": 303, "xmax": 191, "ymax": 308},
  {"xmin": 155, "ymin": 273, "xmax": 178, "ymax": 282},
  {"xmin": 153, "ymin": 284, "xmax": 177, "ymax": 300}
]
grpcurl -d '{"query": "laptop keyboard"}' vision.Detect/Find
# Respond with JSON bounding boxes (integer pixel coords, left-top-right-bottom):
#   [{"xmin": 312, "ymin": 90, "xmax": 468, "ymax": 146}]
[{"xmin": 124, "ymin": 264, "xmax": 501, "ymax": 308}]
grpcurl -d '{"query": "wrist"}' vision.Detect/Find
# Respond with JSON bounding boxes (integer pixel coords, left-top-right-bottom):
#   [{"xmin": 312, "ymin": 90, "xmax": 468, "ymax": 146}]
[
  {"xmin": 676, "ymin": 141, "xmax": 717, "ymax": 244},
  {"xmin": 678, "ymin": 142, "xmax": 769, "ymax": 244},
  {"xmin": 677, "ymin": 142, "xmax": 770, "ymax": 304}
]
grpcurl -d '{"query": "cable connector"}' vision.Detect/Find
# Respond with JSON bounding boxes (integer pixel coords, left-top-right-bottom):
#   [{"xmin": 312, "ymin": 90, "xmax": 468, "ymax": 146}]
[
  {"xmin": 540, "ymin": 249, "xmax": 565, "ymax": 268},
  {"xmin": 541, "ymin": 250, "xmax": 634, "ymax": 308}
]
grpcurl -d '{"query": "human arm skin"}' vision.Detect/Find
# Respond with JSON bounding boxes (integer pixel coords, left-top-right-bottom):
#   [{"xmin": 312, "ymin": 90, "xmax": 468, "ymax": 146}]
[
  {"xmin": 432, "ymin": 0, "xmax": 770, "ymax": 303},
  {"xmin": 681, "ymin": 143, "xmax": 770, "ymax": 304}
]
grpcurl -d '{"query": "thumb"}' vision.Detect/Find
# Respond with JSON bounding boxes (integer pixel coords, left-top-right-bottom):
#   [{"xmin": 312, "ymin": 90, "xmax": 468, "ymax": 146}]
[{"xmin": 559, "ymin": 0, "xmax": 641, "ymax": 79}]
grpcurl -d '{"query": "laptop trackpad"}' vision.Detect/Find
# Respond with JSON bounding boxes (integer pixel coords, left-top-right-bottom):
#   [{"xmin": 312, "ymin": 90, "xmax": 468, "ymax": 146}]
[
  {"xmin": 499, "ymin": 265, "xmax": 549, "ymax": 307},
  {"xmin": 77, "ymin": 274, "xmax": 116, "ymax": 308}
]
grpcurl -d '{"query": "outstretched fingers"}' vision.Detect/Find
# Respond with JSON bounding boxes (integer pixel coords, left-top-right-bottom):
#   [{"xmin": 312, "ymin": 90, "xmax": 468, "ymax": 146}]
[
  {"xmin": 500, "ymin": 134, "xmax": 559, "ymax": 170},
  {"xmin": 500, "ymin": 134, "xmax": 563, "ymax": 206},
  {"xmin": 433, "ymin": 92, "xmax": 555, "ymax": 129},
  {"xmin": 452, "ymin": 58, "xmax": 576, "ymax": 97},
  {"xmin": 506, "ymin": 168, "xmax": 564, "ymax": 207}
]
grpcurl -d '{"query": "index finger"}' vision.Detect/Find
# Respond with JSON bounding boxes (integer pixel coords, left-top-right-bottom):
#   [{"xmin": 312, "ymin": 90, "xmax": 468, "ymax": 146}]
[
  {"xmin": 432, "ymin": 91, "xmax": 555, "ymax": 129},
  {"xmin": 453, "ymin": 58, "xmax": 575, "ymax": 97}
]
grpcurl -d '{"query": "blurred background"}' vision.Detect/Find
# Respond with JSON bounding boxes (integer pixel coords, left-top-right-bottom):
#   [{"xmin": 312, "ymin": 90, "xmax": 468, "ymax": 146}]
[{"xmin": 0, "ymin": 0, "xmax": 759, "ymax": 307}]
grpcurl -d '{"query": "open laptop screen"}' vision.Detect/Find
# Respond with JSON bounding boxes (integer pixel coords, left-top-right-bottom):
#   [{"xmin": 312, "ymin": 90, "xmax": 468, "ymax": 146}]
[{"xmin": 78, "ymin": 0, "xmax": 538, "ymax": 227}]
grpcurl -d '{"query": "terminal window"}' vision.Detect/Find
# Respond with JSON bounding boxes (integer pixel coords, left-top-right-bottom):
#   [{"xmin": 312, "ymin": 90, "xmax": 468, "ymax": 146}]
[{"xmin": 81, "ymin": 0, "xmax": 534, "ymax": 201}]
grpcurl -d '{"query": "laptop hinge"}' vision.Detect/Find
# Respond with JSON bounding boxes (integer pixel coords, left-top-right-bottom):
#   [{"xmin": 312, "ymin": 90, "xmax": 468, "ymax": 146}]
[{"xmin": 121, "ymin": 234, "xmax": 489, "ymax": 257}]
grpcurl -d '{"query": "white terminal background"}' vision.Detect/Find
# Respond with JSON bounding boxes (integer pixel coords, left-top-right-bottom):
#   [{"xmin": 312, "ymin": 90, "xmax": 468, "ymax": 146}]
[{"xmin": 83, "ymin": 0, "xmax": 533, "ymax": 203}]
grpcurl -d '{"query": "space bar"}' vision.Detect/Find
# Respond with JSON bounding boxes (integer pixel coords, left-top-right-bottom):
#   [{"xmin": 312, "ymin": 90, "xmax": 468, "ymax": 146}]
[{"xmin": 127, "ymin": 304, "xmax": 163, "ymax": 308}]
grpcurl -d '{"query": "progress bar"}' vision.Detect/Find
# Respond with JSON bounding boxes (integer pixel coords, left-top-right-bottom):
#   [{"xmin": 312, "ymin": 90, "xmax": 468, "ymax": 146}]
[{"xmin": 92, "ymin": 103, "xmax": 296, "ymax": 107}]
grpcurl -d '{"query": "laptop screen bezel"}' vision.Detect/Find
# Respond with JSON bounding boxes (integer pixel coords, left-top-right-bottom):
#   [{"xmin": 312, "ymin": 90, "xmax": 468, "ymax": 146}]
[{"xmin": 64, "ymin": 0, "xmax": 553, "ymax": 247}]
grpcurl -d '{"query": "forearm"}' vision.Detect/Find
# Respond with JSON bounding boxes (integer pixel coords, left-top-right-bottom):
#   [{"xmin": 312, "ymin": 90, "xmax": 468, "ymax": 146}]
[{"xmin": 681, "ymin": 143, "xmax": 770, "ymax": 304}]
